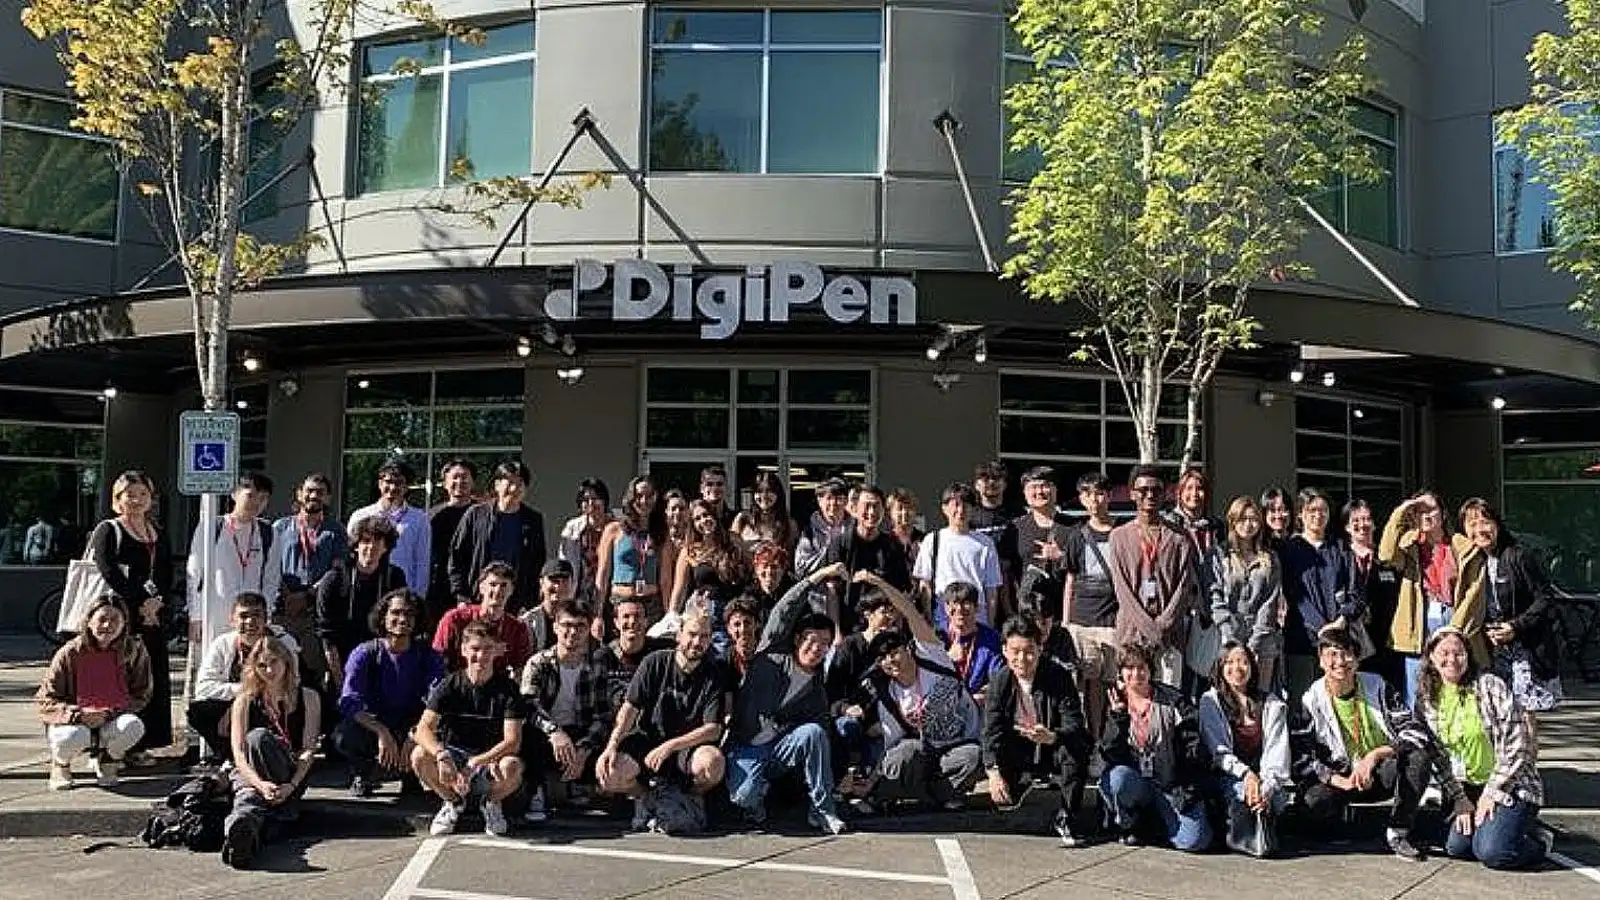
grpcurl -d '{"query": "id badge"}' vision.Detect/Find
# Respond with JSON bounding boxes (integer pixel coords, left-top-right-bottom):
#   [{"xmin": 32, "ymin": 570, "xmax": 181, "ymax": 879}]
[
  {"xmin": 1139, "ymin": 752, "xmax": 1155, "ymax": 778},
  {"xmin": 143, "ymin": 580, "xmax": 160, "ymax": 598},
  {"xmin": 1141, "ymin": 578, "xmax": 1159, "ymax": 602},
  {"xmin": 1450, "ymin": 755, "xmax": 1466, "ymax": 782},
  {"xmin": 635, "ymin": 578, "xmax": 647, "ymax": 594}
]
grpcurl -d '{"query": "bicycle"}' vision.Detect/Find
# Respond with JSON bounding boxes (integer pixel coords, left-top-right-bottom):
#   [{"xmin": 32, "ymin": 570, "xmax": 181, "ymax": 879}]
[{"xmin": 35, "ymin": 585, "xmax": 67, "ymax": 646}]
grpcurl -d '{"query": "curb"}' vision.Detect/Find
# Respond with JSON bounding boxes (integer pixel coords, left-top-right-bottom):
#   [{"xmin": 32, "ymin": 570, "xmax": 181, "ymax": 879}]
[{"xmin": 0, "ymin": 791, "xmax": 436, "ymax": 840}]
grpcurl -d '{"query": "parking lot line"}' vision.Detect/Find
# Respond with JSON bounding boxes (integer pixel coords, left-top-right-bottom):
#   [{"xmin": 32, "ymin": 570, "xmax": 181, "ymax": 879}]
[
  {"xmin": 381, "ymin": 837, "xmax": 448, "ymax": 900},
  {"xmin": 935, "ymin": 839, "xmax": 980, "ymax": 900},
  {"xmin": 1551, "ymin": 851, "xmax": 1600, "ymax": 887},
  {"xmin": 412, "ymin": 890, "xmax": 548, "ymax": 900},
  {"xmin": 457, "ymin": 837, "xmax": 956, "ymax": 886}
]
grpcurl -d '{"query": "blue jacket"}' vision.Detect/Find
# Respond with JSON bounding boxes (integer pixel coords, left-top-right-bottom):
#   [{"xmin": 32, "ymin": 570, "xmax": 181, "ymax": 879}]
[{"xmin": 1280, "ymin": 535, "xmax": 1365, "ymax": 655}]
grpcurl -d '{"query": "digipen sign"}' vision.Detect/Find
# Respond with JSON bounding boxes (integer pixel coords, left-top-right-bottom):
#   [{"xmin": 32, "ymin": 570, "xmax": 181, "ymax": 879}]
[{"xmin": 543, "ymin": 259, "xmax": 917, "ymax": 339}]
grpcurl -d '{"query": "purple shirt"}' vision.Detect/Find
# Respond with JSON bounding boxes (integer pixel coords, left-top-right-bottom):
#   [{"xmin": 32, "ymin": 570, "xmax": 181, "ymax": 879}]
[{"xmin": 338, "ymin": 639, "xmax": 446, "ymax": 732}]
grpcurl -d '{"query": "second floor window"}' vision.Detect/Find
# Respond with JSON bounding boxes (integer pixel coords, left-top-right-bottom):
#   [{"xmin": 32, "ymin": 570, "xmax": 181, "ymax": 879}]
[
  {"xmin": 1310, "ymin": 100, "xmax": 1399, "ymax": 249},
  {"xmin": 649, "ymin": 9, "xmax": 883, "ymax": 174},
  {"xmin": 0, "ymin": 90, "xmax": 120, "ymax": 242},
  {"xmin": 355, "ymin": 20, "xmax": 535, "ymax": 195}
]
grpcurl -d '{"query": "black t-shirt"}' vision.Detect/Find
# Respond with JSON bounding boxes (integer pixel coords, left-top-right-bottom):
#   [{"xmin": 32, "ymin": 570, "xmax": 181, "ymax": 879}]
[
  {"xmin": 822, "ymin": 527, "xmax": 912, "ymax": 630},
  {"xmin": 1063, "ymin": 523, "xmax": 1117, "ymax": 627},
  {"xmin": 425, "ymin": 670, "xmax": 527, "ymax": 754},
  {"xmin": 968, "ymin": 503, "xmax": 1018, "ymax": 556},
  {"xmin": 624, "ymin": 648, "xmax": 725, "ymax": 745},
  {"xmin": 1011, "ymin": 512, "xmax": 1074, "ymax": 613}
]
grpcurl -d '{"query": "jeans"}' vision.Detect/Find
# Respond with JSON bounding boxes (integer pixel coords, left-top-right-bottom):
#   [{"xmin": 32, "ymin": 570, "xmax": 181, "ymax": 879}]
[
  {"xmin": 1099, "ymin": 765, "xmax": 1211, "ymax": 852},
  {"xmin": 833, "ymin": 715, "xmax": 883, "ymax": 775},
  {"xmin": 1444, "ymin": 792, "xmax": 1547, "ymax": 870},
  {"xmin": 992, "ymin": 732, "xmax": 1089, "ymax": 818},
  {"xmin": 185, "ymin": 699, "xmax": 235, "ymax": 762},
  {"xmin": 47, "ymin": 713, "xmax": 145, "ymax": 763},
  {"xmin": 227, "ymin": 727, "xmax": 305, "ymax": 834},
  {"xmin": 331, "ymin": 716, "xmax": 418, "ymax": 779},
  {"xmin": 1402, "ymin": 603, "xmax": 1456, "ymax": 708},
  {"xmin": 726, "ymin": 723, "xmax": 836, "ymax": 819}
]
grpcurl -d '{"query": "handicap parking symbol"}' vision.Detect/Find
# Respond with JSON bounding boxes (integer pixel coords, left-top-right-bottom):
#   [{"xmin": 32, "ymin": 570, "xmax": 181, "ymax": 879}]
[{"xmin": 192, "ymin": 442, "xmax": 226, "ymax": 472}]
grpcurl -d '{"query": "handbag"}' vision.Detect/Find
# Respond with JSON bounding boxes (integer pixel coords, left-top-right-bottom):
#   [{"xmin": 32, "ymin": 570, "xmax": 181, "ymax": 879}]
[
  {"xmin": 57, "ymin": 520, "xmax": 125, "ymax": 634},
  {"xmin": 1346, "ymin": 615, "xmax": 1379, "ymax": 662}
]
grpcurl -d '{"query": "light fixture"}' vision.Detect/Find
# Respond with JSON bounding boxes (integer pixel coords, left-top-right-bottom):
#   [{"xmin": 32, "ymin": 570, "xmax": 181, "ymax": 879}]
[
  {"xmin": 925, "ymin": 345, "xmax": 941, "ymax": 362},
  {"xmin": 1288, "ymin": 367, "xmax": 1305, "ymax": 384},
  {"xmin": 1353, "ymin": 407, "xmax": 1365, "ymax": 419},
  {"xmin": 1256, "ymin": 390, "xmax": 1278, "ymax": 408},
  {"xmin": 235, "ymin": 399, "xmax": 249, "ymax": 410},
  {"xmin": 101, "ymin": 386, "xmax": 118, "ymax": 401},
  {"xmin": 933, "ymin": 371, "xmax": 962, "ymax": 393},
  {"xmin": 1491, "ymin": 396, "xmax": 1508, "ymax": 411},
  {"xmin": 973, "ymin": 335, "xmax": 988, "ymax": 365},
  {"xmin": 357, "ymin": 378, "xmax": 371, "ymax": 389},
  {"xmin": 556, "ymin": 365, "xmax": 585, "ymax": 385},
  {"xmin": 1321, "ymin": 371, "xmax": 1336, "ymax": 388},
  {"xmin": 278, "ymin": 376, "xmax": 300, "ymax": 398},
  {"xmin": 516, "ymin": 336, "xmax": 533, "ymax": 358},
  {"xmin": 242, "ymin": 352, "xmax": 262, "ymax": 373},
  {"xmin": 560, "ymin": 334, "xmax": 577, "ymax": 357}
]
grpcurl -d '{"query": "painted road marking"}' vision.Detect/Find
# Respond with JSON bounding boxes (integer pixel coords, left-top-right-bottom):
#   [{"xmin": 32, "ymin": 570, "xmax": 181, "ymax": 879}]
[
  {"xmin": 935, "ymin": 838, "xmax": 981, "ymax": 900},
  {"xmin": 1551, "ymin": 851, "xmax": 1600, "ymax": 887},
  {"xmin": 381, "ymin": 837, "xmax": 447, "ymax": 900}
]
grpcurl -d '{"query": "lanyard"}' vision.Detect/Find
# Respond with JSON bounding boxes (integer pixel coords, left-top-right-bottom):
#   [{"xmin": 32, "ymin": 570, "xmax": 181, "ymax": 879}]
[
  {"xmin": 950, "ymin": 634, "xmax": 974, "ymax": 687},
  {"xmin": 296, "ymin": 514, "xmax": 319, "ymax": 564},
  {"xmin": 1130, "ymin": 696, "xmax": 1154, "ymax": 750},
  {"xmin": 226, "ymin": 519, "xmax": 254, "ymax": 572},
  {"xmin": 1139, "ymin": 530, "xmax": 1161, "ymax": 578},
  {"xmin": 1354, "ymin": 549, "xmax": 1372, "ymax": 582},
  {"xmin": 261, "ymin": 698, "xmax": 294, "ymax": 748}
]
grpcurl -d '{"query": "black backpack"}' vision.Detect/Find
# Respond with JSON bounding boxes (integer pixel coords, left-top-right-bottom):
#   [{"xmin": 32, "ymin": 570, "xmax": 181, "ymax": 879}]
[{"xmin": 140, "ymin": 773, "xmax": 230, "ymax": 852}]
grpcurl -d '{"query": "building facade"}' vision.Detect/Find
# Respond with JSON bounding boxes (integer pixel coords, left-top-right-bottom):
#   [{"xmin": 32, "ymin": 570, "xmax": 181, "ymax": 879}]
[{"xmin": 3, "ymin": 0, "xmax": 1600, "ymax": 626}]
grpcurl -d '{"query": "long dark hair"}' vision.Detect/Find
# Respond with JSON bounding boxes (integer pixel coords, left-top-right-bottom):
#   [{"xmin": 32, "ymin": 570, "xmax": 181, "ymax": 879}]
[
  {"xmin": 1209, "ymin": 642, "xmax": 1264, "ymax": 725},
  {"xmin": 687, "ymin": 499, "xmax": 741, "ymax": 578},
  {"xmin": 1415, "ymin": 628, "xmax": 1482, "ymax": 711},
  {"xmin": 748, "ymin": 471, "xmax": 795, "ymax": 545},
  {"xmin": 1457, "ymin": 497, "xmax": 1517, "ymax": 553},
  {"xmin": 621, "ymin": 476, "xmax": 664, "ymax": 542}
]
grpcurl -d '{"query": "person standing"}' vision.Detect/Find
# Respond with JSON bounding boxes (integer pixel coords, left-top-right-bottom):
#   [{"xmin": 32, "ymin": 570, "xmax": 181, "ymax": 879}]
[
  {"xmin": 521, "ymin": 560, "xmax": 577, "ymax": 653},
  {"xmin": 272, "ymin": 473, "xmax": 346, "ymax": 592},
  {"xmin": 1212, "ymin": 496, "xmax": 1283, "ymax": 693},
  {"xmin": 794, "ymin": 478, "xmax": 852, "ymax": 577},
  {"xmin": 595, "ymin": 477, "xmax": 667, "ymax": 628},
  {"xmin": 332, "ymin": 589, "xmax": 445, "ymax": 797},
  {"xmin": 434, "ymin": 563, "xmax": 534, "ymax": 675},
  {"xmin": 1063, "ymin": 472, "xmax": 1119, "ymax": 741},
  {"xmin": 914, "ymin": 483, "xmax": 1006, "ymax": 630},
  {"xmin": 37, "ymin": 596, "xmax": 152, "ymax": 790},
  {"xmin": 730, "ymin": 471, "xmax": 799, "ymax": 555},
  {"xmin": 1345, "ymin": 499, "xmax": 1405, "ymax": 688},
  {"xmin": 1258, "ymin": 487, "xmax": 1292, "ymax": 549},
  {"xmin": 558, "ymin": 477, "xmax": 612, "ymax": 608},
  {"xmin": 1105, "ymin": 467, "xmax": 1194, "ymax": 687},
  {"xmin": 969, "ymin": 460, "xmax": 1019, "ymax": 553},
  {"xmin": 427, "ymin": 458, "xmax": 478, "ymax": 626},
  {"xmin": 188, "ymin": 472, "xmax": 279, "ymax": 648},
  {"xmin": 885, "ymin": 489, "xmax": 925, "ymax": 585},
  {"xmin": 221, "ymin": 636, "xmax": 320, "ymax": 869},
  {"xmin": 448, "ymin": 460, "xmax": 549, "ymax": 609},
  {"xmin": 315, "ymin": 517, "xmax": 406, "ymax": 684},
  {"xmin": 667, "ymin": 500, "xmax": 747, "ymax": 647},
  {"xmin": 347, "ymin": 460, "xmax": 430, "ymax": 599},
  {"xmin": 90, "ymin": 471, "xmax": 176, "ymax": 758},
  {"xmin": 820, "ymin": 485, "xmax": 911, "ymax": 636},
  {"xmin": 1010, "ymin": 467, "xmax": 1072, "ymax": 620},
  {"xmin": 698, "ymin": 464, "xmax": 737, "ymax": 531},
  {"xmin": 941, "ymin": 583, "xmax": 1003, "ymax": 705},
  {"xmin": 1380, "ymin": 491, "xmax": 1464, "ymax": 708},
  {"xmin": 983, "ymin": 615, "xmax": 1091, "ymax": 848},
  {"xmin": 1282, "ymin": 488, "xmax": 1364, "ymax": 701}
]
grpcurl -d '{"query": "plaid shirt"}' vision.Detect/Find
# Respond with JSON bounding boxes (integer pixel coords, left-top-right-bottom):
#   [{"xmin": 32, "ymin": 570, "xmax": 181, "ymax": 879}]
[
  {"xmin": 520, "ymin": 646, "xmax": 613, "ymax": 750},
  {"xmin": 1419, "ymin": 672, "xmax": 1544, "ymax": 810}
]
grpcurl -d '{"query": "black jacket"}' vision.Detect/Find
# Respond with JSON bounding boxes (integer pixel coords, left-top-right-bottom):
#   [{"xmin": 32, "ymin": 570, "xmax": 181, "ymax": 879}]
[
  {"xmin": 315, "ymin": 556, "xmax": 408, "ymax": 657},
  {"xmin": 446, "ymin": 502, "xmax": 548, "ymax": 607},
  {"xmin": 982, "ymin": 655, "xmax": 1088, "ymax": 769},
  {"xmin": 1489, "ymin": 544, "xmax": 1562, "ymax": 680},
  {"xmin": 1099, "ymin": 684, "xmax": 1208, "ymax": 808}
]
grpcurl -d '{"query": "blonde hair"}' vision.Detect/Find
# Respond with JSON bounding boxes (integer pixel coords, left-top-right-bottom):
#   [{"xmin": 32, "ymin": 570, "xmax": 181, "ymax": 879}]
[
  {"xmin": 239, "ymin": 636, "xmax": 300, "ymax": 703},
  {"xmin": 1225, "ymin": 495, "xmax": 1270, "ymax": 564}
]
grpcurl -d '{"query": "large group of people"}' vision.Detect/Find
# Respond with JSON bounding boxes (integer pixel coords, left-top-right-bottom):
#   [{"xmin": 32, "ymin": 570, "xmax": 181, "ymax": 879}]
[{"xmin": 35, "ymin": 458, "xmax": 1564, "ymax": 874}]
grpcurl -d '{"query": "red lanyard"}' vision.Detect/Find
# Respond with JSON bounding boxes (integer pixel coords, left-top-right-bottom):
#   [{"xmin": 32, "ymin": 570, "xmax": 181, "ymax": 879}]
[
  {"xmin": 1354, "ymin": 549, "xmax": 1372, "ymax": 582},
  {"xmin": 226, "ymin": 519, "xmax": 253, "ymax": 572},
  {"xmin": 951, "ymin": 635, "xmax": 974, "ymax": 686},
  {"xmin": 1139, "ymin": 531, "xmax": 1161, "ymax": 578},
  {"xmin": 1130, "ymin": 697, "xmax": 1154, "ymax": 750},
  {"xmin": 296, "ymin": 514, "xmax": 318, "ymax": 562},
  {"xmin": 261, "ymin": 698, "xmax": 293, "ymax": 748}
]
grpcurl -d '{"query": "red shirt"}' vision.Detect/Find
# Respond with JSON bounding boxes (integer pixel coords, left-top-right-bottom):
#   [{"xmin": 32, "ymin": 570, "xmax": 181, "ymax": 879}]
[
  {"xmin": 431, "ymin": 606, "xmax": 533, "ymax": 674},
  {"xmin": 74, "ymin": 648, "xmax": 131, "ymax": 712}
]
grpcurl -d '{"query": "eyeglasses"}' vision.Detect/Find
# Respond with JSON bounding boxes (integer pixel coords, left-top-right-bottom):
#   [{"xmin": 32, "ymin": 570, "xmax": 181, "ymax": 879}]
[
  {"xmin": 702, "ymin": 480, "xmax": 725, "ymax": 488},
  {"xmin": 554, "ymin": 620, "xmax": 587, "ymax": 630},
  {"xmin": 1131, "ymin": 485, "xmax": 1163, "ymax": 495}
]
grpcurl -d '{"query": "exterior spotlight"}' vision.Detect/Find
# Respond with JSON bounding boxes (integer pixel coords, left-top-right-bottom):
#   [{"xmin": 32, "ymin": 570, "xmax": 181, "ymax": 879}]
[
  {"xmin": 516, "ymin": 337, "xmax": 533, "ymax": 358},
  {"xmin": 357, "ymin": 379, "xmax": 371, "ymax": 389},
  {"xmin": 556, "ymin": 366, "xmax": 585, "ymax": 385},
  {"xmin": 235, "ymin": 399, "xmax": 249, "ymax": 410},
  {"xmin": 1321, "ymin": 371, "xmax": 1336, "ymax": 388},
  {"xmin": 1353, "ymin": 408, "xmax": 1365, "ymax": 419},
  {"xmin": 101, "ymin": 386, "xmax": 118, "ymax": 400},
  {"xmin": 973, "ymin": 335, "xmax": 988, "ymax": 365},
  {"xmin": 925, "ymin": 345, "xmax": 941, "ymax": 362},
  {"xmin": 1288, "ymin": 367, "xmax": 1305, "ymax": 384},
  {"xmin": 242, "ymin": 353, "xmax": 262, "ymax": 373},
  {"xmin": 1491, "ymin": 396, "xmax": 1507, "ymax": 411}
]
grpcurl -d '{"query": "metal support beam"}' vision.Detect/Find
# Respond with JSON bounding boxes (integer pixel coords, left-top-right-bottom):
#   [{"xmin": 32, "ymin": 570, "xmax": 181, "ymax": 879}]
[
  {"xmin": 934, "ymin": 110, "xmax": 999, "ymax": 274},
  {"xmin": 1292, "ymin": 194, "xmax": 1420, "ymax": 308},
  {"xmin": 305, "ymin": 146, "xmax": 348, "ymax": 275},
  {"xmin": 486, "ymin": 108, "xmax": 596, "ymax": 268}
]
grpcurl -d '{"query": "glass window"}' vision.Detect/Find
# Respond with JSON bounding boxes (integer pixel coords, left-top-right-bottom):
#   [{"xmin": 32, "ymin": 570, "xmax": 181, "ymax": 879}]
[
  {"xmin": 0, "ymin": 89, "xmax": 119, "ymax": 241},
  {"xmin": 355, "ymin": 19, "xmax": 535, "ymax": 194},
  {"xmin": 649, "ymin": 9, "xmax": 883, "ymax": 174},
  {"xmin": 1310, "ymin": 100, "xmax": 1400, "ymax": 248},
  {"xmin": 232, "ymin": 383, "xmax": 270, "ymax": 473},
  {"xmin": 998, "ymin": 373, "xmax": 1100, "ymax": 416},
  {"xmin": 0, "ymin": 389, "xmax": 105, "ymax": 567},
  {"xmin": 1501, "ymin": 408, "xmax": 1600, "ymax": 590},
  {"xmin": 1294, "ymin": 393, "xmax": 1407, "ymax": 515},
  {"xmin": 1491, "ymin": 108, "xmax": 1598, "ymax": 255},
  {"xmin": 1001, "ymin": 29, "xmax": 1074, "ymax": 183},
  {"xmin": 340, "ymin": 368, "xmax": 524, "ymax": 513}
]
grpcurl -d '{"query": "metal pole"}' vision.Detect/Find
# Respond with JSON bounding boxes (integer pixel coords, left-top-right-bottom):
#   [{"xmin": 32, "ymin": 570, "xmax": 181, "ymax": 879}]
[
  {"xmin": 1292, "ymin": 194, "xmax": 1419, "ymax": 308},
  {"xmin": 486, "ymin": 108, "xmax": 596, "ymax": 268},
  {"xmin": 934, "ymin": 111, "xmax": 1000, "ymax": 274}
]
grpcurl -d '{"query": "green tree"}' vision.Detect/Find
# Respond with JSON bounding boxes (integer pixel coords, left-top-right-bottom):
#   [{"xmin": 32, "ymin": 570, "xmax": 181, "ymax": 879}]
[
  {"xmin": 1005, "ymin": 0, "xmax": 1376, "ymax": 466},
  {"xmin": 1500, "ymin": 0, "xmax": 1600, "ymax": 330},
  {"xmin": 21, "ymin": 0, "xmax": 601, "ymax": 413}
]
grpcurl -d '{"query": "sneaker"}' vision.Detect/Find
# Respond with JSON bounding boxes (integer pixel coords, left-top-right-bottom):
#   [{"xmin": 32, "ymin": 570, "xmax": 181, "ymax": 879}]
[
  {"xmin": 1053, "ymin": 810, "xmax": 1083, "ymax": 849},
  {"xmin": 630, "ymin": 796, "xmax": 653, "ymax": 831},
  {"xmin": 348, "ymin": 774, "xmax": 375, "ymax": 798},
  {"xmin": 1387, "ymin": 832, "xmax": 1424, "ymax": 862},
  {"xmin": 566, "ymin": 783, "xmax": 594, "ymax": 808},
  {"xmin": 1120, "ymin": 831, "xmax": 1143, "ymax": 847},
  {"xmin": 124, "ymin": 750, "xmax": 154, "ymax": 769},
  {"xmin": 847, "ymin": 796, "xmax": 878, "ymax": 817},
  {"xmin": 221, "ymin": 817, "xmax": 260, "ymax": 870},
  {"xmin": 93, "ymin": 758, "xmax": 120, "ymax": 788},
  {"xmin": 522, "ymin": 786, "xmax": 549, "ymax": 824},
  {"xmin": 482, "ymin": 799, "xmax": 509, "ymax": 836},
  {"xmin": 942, "ymin": 797, "xmax": 967, "ymax": 812},
  {"xmin": 47, "ymin": 763, "xmax": 72, "ymax": 791},
  {"xmin": 809, "ymin": 810, "xmax": 849, "ymax": 835},
  {"xmin": 430, "ymin": 800, "xmax": 464, "ymax": 837}
]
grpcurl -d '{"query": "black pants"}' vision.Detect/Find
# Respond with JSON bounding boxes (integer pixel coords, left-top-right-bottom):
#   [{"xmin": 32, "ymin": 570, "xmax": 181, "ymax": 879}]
[
  {"xmin": 992, "ymin": 733, "xmax": 1090, "ymax": 817},
  {"xmin": 185, "ymin": 699, "xmax": 235, "ymax": 762},
  {"xmin": 331, "ymin": 716, "xmax": 419, "ymax": 778},
  {"xmin": 522, "ymin": 725, "xmax": 599, "ymax": 783},
  {"xmin": 1301, "ymin": 746, "xmax": 1430, "ymax": 830},
  {"xmin": 132, "ymin": 624, "xmax": 173, "ymax": 751}
]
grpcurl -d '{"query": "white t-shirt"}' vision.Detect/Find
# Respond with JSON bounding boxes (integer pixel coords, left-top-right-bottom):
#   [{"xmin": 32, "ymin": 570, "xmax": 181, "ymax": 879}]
[
  {"xmin": 550, "ymin": 662, "xmax": 582, "ymax": 728},
  {"xmin": 912, "ymin": 527, "xmax": 1004, "ymax": 625}
]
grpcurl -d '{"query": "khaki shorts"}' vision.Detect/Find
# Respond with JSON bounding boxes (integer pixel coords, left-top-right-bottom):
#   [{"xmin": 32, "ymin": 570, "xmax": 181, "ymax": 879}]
[{"xmin": 1067, "ymin": 624, "xmax": 1119, "ymax": 683}]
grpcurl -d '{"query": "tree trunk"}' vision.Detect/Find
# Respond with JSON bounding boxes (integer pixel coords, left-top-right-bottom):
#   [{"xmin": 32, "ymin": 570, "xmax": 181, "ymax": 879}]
[
  {"xmin": 1137, "ymin": 357, "xmax": 1160, "ymax": 465},
  {"xmin": 1180, "ymin": 383, "xmax": 1202, "ymax": 471}
]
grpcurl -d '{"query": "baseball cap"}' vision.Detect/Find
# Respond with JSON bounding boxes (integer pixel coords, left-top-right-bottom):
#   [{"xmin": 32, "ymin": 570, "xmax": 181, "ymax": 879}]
[{"xmin": 540, "ymin": 559, "xmax": 574, "ymax": 580}]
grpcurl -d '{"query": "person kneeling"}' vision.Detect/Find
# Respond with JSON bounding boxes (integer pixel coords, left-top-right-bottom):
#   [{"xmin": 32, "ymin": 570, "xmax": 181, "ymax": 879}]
[
  {"xmin": 411, "ymin": 621, "xmax": 526, "ymax": 836},
  {"xmin": 983, "ymin": 615, "xmax": 1092, "ymax": 848},
  {"xmin": 38, "ymin": 596, "xmax": 152, "ymax": 790},
  {"xmin": 595, "ymin": 608, "xmax": 725, "ymax": 834},
  {"xmin": 520, "ymin": 599, "xmax": 612, "ymax": 823},
  {"xmin": 1297, "ymin": 627, "xmax": 1431, "ymax": 861},
  {"xmin": 1099, "ymin": 643, "xmax": 1212, "ymax": 851},
  {"xmin": 1417, "ymin": 627, "xmax": 1552, "ymax": 870},
  {"xmin": 1200, "ymin": 642, "xmax": 1291, "ymax": 857},
  {"xmin": 222, "ymin": 636, "xmax": 321, "ymax": 869},
  {"xmin": 725, "ymin": 572, "xmax": 846, "ymax": 835},
  {"xmin": 332, "ymin": 589, "xmax": 444, "ymax": 797}
]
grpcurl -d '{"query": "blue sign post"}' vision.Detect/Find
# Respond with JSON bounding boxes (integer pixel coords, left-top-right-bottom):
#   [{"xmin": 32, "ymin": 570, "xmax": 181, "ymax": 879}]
[{"xmin": 178, "ymin": 412, "xmax": 240, "ymax": 496}]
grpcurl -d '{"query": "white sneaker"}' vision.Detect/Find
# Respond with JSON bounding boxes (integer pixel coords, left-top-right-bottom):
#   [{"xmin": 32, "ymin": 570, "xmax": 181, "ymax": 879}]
[
  {"xmin": 482, "ymin": 799, "xmax": 509, "ymax": 836},
  {"xmin": 522, "ymin": 786, "xmax": 549, "ymax": 824},
  {"xmin": 430, "ymin": 800, "xmax": 464, "ymax": 836},
  {"xmin": 93, "ymin": 758, "xmax": 120, "ymax": 788},
  {"xmin": 48, "ymin": 763, "xmax": 72, "ymax": 791},
  {"xmin": 809, "ymin": 810, "xmax": 849, "ymax": 835}
]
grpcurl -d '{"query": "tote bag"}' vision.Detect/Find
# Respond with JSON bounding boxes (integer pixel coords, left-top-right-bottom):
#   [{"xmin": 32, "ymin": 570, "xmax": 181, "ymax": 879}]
[{"xmin": 56, "ymin": 521, "xmax": 124, "ymax": 634}]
